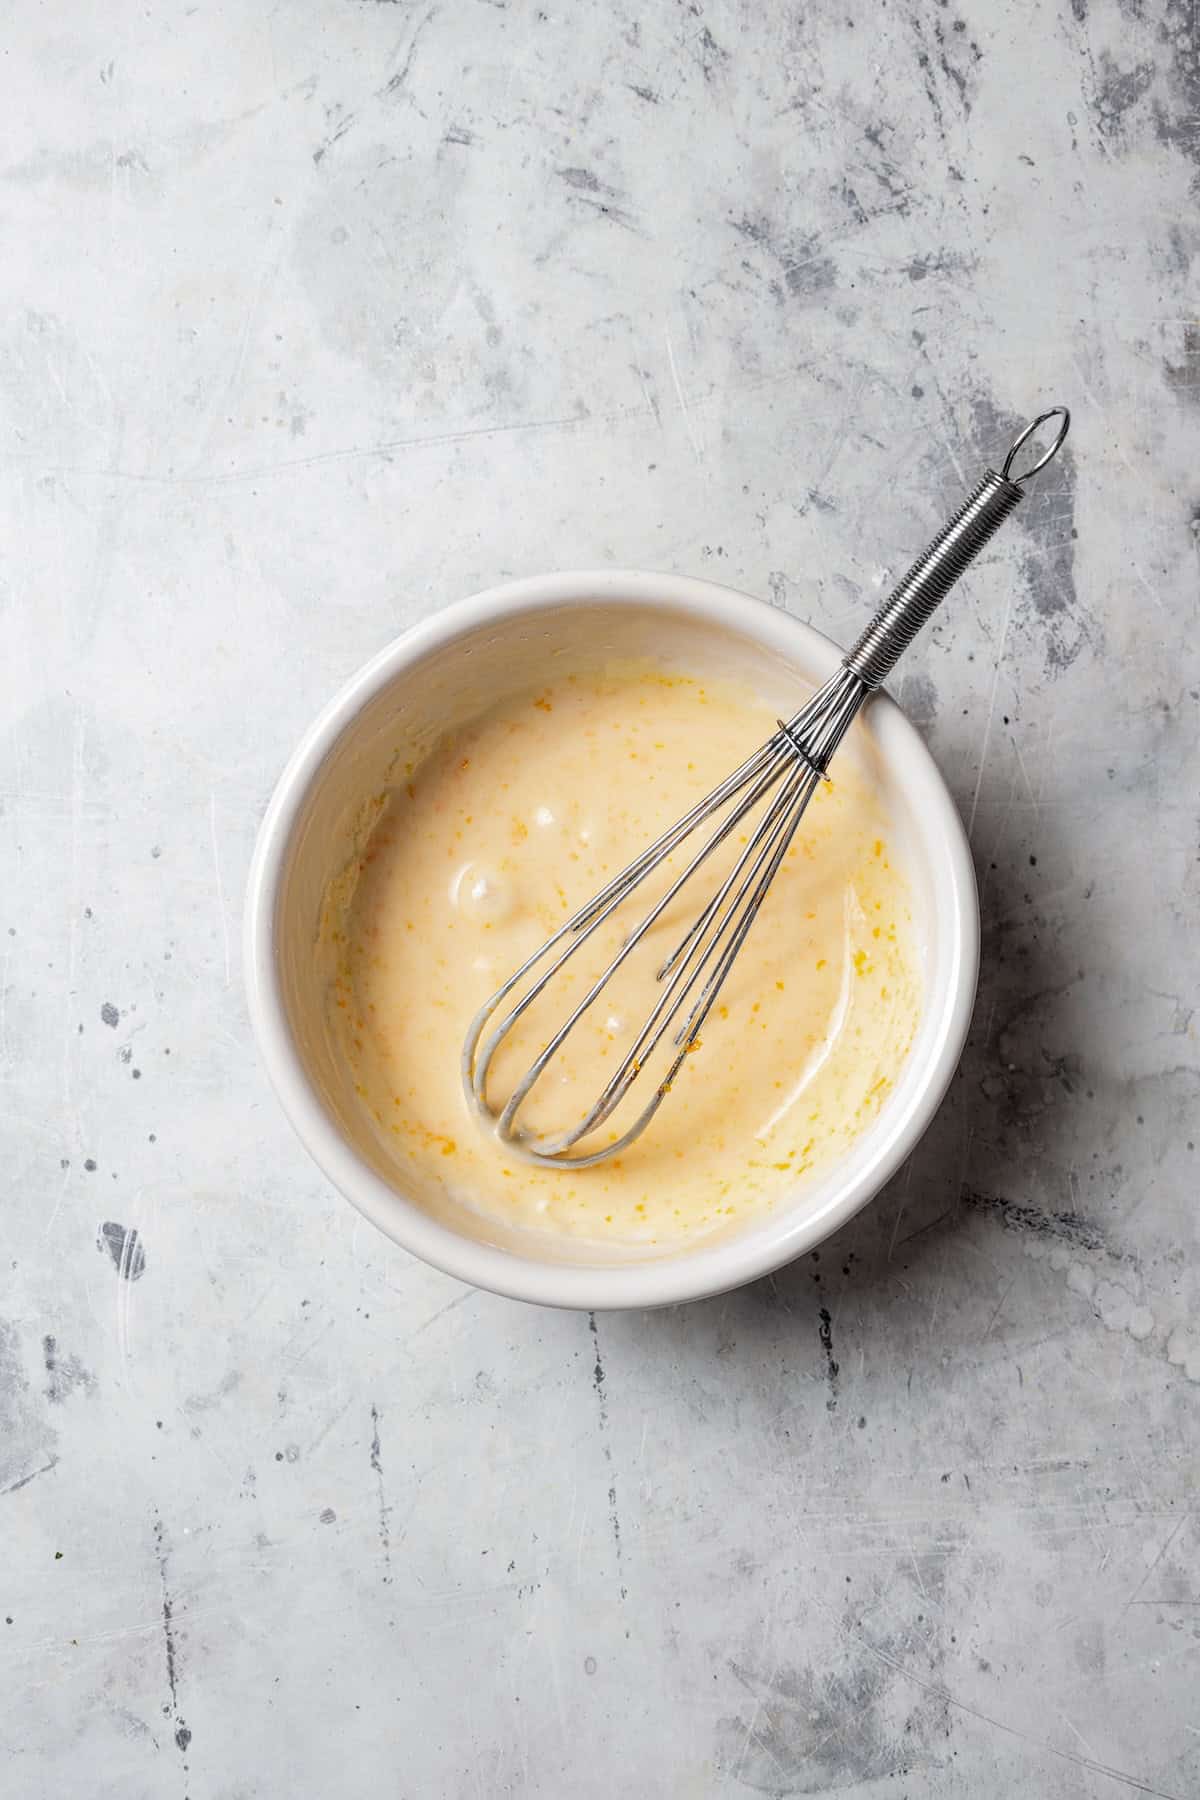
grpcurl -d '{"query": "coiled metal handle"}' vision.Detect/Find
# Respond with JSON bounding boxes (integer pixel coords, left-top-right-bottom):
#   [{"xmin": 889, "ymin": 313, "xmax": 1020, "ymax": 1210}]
[{"xmin": 843, "ymin": 406, "xmax": 1070, "ymax": 692}]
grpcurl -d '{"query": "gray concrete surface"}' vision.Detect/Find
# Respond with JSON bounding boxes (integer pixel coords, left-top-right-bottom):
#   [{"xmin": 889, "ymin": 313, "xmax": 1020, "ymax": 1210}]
[{"xmin": 3, "ymin": 1, "xmax": 1198, "ymax": 1794}]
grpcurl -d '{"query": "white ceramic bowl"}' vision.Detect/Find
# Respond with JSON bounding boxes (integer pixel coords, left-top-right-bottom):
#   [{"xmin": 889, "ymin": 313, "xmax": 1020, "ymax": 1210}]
[{"xmin": 245, "ymin": 572, "xmax": 978, "ymax": 1310}]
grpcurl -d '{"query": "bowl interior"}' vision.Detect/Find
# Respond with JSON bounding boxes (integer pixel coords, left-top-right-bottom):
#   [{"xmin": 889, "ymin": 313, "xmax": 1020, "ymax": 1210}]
[{"xmin": 263, "ymin": 582, "xmax": 976, "ymax": 1302}]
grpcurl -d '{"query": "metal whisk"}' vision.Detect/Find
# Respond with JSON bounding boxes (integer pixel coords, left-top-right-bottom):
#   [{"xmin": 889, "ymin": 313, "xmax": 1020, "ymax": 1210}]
[{"xmin": 463, "ymin": 406, "xmax": 1071, "ymax": 1166}]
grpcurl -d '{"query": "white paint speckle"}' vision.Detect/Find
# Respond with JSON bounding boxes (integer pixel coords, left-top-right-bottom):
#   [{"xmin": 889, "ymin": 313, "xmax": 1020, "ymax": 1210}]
[{"xmin": 1167, "ymin": 1329, "xmax": 1200, "ymax": 1383}]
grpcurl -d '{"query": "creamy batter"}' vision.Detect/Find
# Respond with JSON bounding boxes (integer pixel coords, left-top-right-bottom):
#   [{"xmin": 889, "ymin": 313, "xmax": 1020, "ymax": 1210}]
[{"xmin": 327, "ymin": 668, "xmax": 921, "ymax": 1249}]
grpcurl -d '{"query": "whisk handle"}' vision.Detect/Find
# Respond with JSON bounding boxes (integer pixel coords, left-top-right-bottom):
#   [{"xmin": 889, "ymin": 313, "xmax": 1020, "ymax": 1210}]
[
  {"xmin": 842, "ymin": 403, "xmax": 1070, "ymax": 691},
  {"xmin": 844, "ymin": 469, "xmax": 1023, "ymax": 690}
]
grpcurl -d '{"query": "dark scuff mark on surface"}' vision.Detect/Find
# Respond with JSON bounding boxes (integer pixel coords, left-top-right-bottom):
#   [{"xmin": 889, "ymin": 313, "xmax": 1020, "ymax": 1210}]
[
  {"xmin": 573, "ymin": 195, "xmax": 641, "ymax": 233},
  {"xmin": 859, "ymin": 124, "xmax": 914, "ymax": 219},
  {"xmin": 1020, "ymin": 437, "xmax": 1081, "ymax": 666},
  {"xmin": 804, "ymin": 487, "xmax": 838, "ymax": 516},
  {"xmin": 1, "ymin": 1454, "xmax": 58, "ymax": 1496},
  {"xmin": 369, "ymin": 1404, "xmax": 392, "ymax": 1584},
  {"xmin": 782, "ymin": 244, "xmax": 836, "ymax": 300},
  {"xmin": 109, "ymin": 1705, "xmax": 159, "ymax": 1749},
  {"xmin": 921, "ymin": 5, "xmax": 983, "ymax": 118},
  {"xmin": 1151, "ymin": 2, "xmax": 1200, "ymax": 165},
  {"xmin": 906, "ymin": 248, "xmax": 975, "ymax": 283},
  {"xmin": 154, "ymin": 1521, "xmax": 179, "ymax": 1708},
  {"xmin": 717, "ymin": 1620, "xmax": 950, "ymax": 1790},
  {"xmin": 1164, "ymin": 322, "xmax": 1200, "ymax": 403},
  {"xmin": 817, "ymin": 1308, "xmax": 839, "ymax": 1411},
  {"xmin": 1093, "ymin": 55, "xmax": 1155, "ymax": 140},
  {"xmin": 961, "ymin": 1185, "xmax": 1108, "ymax": 1253},
  {"xmin": 590, "ymin": 1312, "xmax": 605, "ymax": 1398},
  {"xmin": 42, "ymin": 1335, "xmax": 96, "ymax": 1404},
  {"xmin": 311, "ymin": 106, "xmax": 357, "ymax": 166},
  {"xmin": 907, "ymin": 0, "xmax": 983, "ymax": 134},
  {"xmin": 588, "ymin": 1312, "xmax": 627, "ymax": 1601},
  {"xmin": 899, "ymin": 669, "xmax": 939, "ymax": 734},
  {"xmin": 558, "ymin": 166, "xmax": 605, "ymax": 193},
  {"xmin": 378, "ymin": 2, "xmax": 437, "ymax": 101},
  {"xmin": 694, "ymin": 24, "xmax": 729, "ymax": 83},
  {"xmin": 183, "ymin": 1369, "xmax": 240, "ymax": 1414},
  {"xmin": 938, "ymin": 54, "xmax": 968, "ymax": 109},
  {"xmin": 97, "ymin": 1221, "xmax": 145, "ymax": 1280},
  {"xmin": 0, "ymin": 1319, "xmax": 59, "ymax": 1495},
  {"xmin": 557, "ymin": 170, "xmax": 640, "ymax": 232},
  {"xmin": 731, "ymin": 213, "xmax": 836, "ymax": 302},
  {"xmin": 839, "ymin": 175, "xmax": 869, "ymax": 226},
  {"xmin": 915, "ymin": 51, "xmax": 948, "ymax": 139},
  {"xmin": 100, "ymin": 1001, "xmax": 118, "ymax": 1027},
  {"xmin": 630, "ymin": 361, "xmax": 661, "ymax": 425},
  {"xmin": 968, "ymin": 391, "xmax": 1087, "ymax": 673},
  {"xmin": 153, "ymin": 1518, "xmax": 192, "ymax": 1783}
]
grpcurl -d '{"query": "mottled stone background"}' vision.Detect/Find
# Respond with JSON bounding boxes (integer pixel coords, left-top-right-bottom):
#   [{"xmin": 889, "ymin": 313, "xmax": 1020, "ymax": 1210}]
[{"xmin": 2, "ymin": 1, "xmax": 1197, "ymax": 1795}]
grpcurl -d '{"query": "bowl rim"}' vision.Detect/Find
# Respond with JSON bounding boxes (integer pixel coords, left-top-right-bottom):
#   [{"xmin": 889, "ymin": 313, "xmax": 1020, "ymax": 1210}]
[{"xmin": 244, "ymin": 569, "xmax": 979, "ymax": 1310}]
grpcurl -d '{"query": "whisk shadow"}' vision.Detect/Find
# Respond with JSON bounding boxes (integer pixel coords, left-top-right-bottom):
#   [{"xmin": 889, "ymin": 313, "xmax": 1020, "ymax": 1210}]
[{"xmin": 630, "ymin": 836, "xmax": 1080, "ymax": 1355}]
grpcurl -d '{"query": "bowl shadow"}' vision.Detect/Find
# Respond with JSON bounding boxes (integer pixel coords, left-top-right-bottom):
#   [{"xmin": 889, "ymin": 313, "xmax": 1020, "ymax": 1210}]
[{"xmin": 620, "ymin": 836, "xmax": 1088, "ymax": 1361}]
